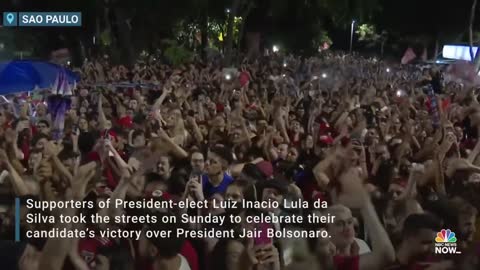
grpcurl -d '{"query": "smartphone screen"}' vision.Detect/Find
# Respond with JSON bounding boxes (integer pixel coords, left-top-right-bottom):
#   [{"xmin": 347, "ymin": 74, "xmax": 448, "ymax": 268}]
[
  {"xmin": 190, "ymin": 169, "xmax": 203, "ymax": 183},
  {"xmin": 254, "ymin": 222, "xmax": 273, "ymax": 246}
]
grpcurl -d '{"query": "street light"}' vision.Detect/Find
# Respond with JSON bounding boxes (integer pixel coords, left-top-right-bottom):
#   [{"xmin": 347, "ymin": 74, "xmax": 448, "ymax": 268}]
[
  {"xmin": 350, "ymin": 20, "xmax": 356, "ymax": 54},
  {"xmin": 226, "ymin": 8, "xmax": 231, "ymax": 14},
  {"xmin": 272, "ymin": 45, "xmax": 279, "ymax": 53}
]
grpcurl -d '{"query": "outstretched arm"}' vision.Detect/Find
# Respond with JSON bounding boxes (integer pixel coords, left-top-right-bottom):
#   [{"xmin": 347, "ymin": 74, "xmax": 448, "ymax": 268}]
[
  {"xmin": 359, "ymin": 200, "xmax": 396, "ymax": 270},
  {"xmin": 397, "ymin": 164, "xmax": 422, "ymax": 200},
  {"xmin": 38, "ymin": 162, "xmax": 96, "ymax": 270},
  {"xmin": 37, "ymin": 208, "xmax": 75, "ymax": 270},
  {"xmin": 98, "ymin": 93, "xmax": 108, "ymax": 131},
  {"xmin": 155, "ymin": 128, "xmax": 188, "ymax": 159},
  {"xmin": 338, "ymin": 169, "xmax": 395, "ymax": 270},
  {"xmin": 0, "ymin": 149, "xmax": 29, "ymax": 196}
]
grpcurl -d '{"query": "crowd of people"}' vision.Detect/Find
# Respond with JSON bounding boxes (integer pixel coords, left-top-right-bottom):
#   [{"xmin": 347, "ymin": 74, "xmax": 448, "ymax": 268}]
[{"xmin": 0, "ymin": 51, "xmax": 480, "ymax": 270}]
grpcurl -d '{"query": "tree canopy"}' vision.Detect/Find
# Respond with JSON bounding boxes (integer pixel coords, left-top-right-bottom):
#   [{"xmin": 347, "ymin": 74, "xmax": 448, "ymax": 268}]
[{"xmin": 0, "ymin": 0, "xmax": 478, "ymax": 63}]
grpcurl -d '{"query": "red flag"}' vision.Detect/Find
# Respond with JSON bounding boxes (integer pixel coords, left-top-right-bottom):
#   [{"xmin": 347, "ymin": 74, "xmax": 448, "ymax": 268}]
[{"xmin": 401, "ymin": 47, "xmax": 416, "ymax": 64}]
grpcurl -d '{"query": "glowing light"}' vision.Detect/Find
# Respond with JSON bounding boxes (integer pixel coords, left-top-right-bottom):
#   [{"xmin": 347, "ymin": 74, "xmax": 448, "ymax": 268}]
[
  {"xmin": 225, "ymin": 74, "xmax": 231, "ymax": 80},
  {"xmin": 386, "ymin": 68, "xmax": 391, "ymax": 73},
  {"xmin": 322, "ymin": 73, "xmax": 327, "ymax": 78},
  {"xmin": 283, "ymin": 62, "xmax": 287, "ymax": 67},
  {"xmin": 272, "ymin": 45, "xmax": 279, "ymax": 53},
  {"xmin": 396, "ymin": 90, "xmax": 406, "ymax": 97},
  {"xmin": 226, "ymin": 8, "xmax": 231, "ymax": 13}
]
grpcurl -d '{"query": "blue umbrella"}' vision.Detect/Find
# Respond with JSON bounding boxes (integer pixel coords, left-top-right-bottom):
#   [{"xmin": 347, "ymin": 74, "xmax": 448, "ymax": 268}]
[{"xmin": 0, "ymin": 60, "xmax": 79, "ymax": 95}]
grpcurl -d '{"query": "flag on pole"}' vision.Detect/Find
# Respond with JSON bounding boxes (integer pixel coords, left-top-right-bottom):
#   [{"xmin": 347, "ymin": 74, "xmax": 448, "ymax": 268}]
[
  {"xmin": 401, "ymin": 47, "xmax": 417, "ymax": 64},
  {"xmin": 49, "ymin": 70, "xmax": 73, "ymax": 140}
]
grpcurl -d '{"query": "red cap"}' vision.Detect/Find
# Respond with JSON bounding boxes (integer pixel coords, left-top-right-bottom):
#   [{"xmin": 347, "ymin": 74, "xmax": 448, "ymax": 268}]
[
  {"xmin": 147, "ymin": 189, "xmax": 172, "ymax": 200},
  {"xmin": 256, "ymin": 161, "xmax": 273, "ymax": 179},
  {"xmin": 319, "ymin": 135, "xmax": 334, "ymax": 145}
]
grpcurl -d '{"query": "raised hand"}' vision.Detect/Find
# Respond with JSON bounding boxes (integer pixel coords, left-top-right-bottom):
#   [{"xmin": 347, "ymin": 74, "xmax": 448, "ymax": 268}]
[
  {"xmin": 254, "ymin": 244, "xmax": 280, "ymax": 266},
  {"xmin": 36, "ymin": 160, "xmax": 53, "ymax": 182},
  {"xmin": 337, "ymin": 168, "xmax": 369, "ymax": 209},
  {"xmin": 186, "ymin": 176, "xmax": 204, "ymax": 201},
  {"xmin": 68, "ymin": 162, "xmax": 97, "ymax": 200}
]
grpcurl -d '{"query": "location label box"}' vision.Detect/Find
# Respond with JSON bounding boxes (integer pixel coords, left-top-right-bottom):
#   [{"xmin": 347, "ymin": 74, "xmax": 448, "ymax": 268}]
[{"xmin": 18, "ymin": 12, "xmax": 82, "ymax": 27}]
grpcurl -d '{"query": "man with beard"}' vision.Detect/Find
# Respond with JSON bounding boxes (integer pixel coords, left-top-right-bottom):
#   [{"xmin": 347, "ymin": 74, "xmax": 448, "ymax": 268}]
[
  {"xmin": 447, "ymin": 197, "xmax": 477, "ymax": 251},
  {"xmin": 190, "ymin": 152, "xmax": 205, "ymax": 173},
  {"xmin": 157, "ymin": 155, "xmax": 174, "ymax": 181},
  {"xmin": 386, "ymin": 213, "xmax": 453, "ymax": 270}
]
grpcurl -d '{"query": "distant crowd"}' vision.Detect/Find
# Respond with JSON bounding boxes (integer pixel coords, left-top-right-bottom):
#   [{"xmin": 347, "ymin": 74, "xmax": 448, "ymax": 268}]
[{"xmin": 0, "ymin": 52, "xmax": 479, "ymax": 270}]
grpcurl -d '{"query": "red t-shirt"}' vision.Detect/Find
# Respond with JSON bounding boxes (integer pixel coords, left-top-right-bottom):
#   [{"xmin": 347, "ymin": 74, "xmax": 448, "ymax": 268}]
[
  {"xmin": 180, "ymin": 240, "xmax": 199, "ymax": 270},
  {"xmin": 334, "ymin": 255, "xmax": 359, "ymax": 270},
  {"xmin": 118, "ymin": 116, "xmax": 133, "ymax": 129},
  {"xmin": 288, "ymin": 131, "xmax": 302, "ymax": 147},
  {"xmin": 86, "ymin": 147, "xmax": 128, "ymax": 190}
]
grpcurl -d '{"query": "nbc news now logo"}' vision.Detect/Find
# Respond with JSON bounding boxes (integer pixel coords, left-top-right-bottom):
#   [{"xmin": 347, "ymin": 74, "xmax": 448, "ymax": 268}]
[{"xmin": 434, "ymin": 229, "xmax": 461, "ymax": 255}]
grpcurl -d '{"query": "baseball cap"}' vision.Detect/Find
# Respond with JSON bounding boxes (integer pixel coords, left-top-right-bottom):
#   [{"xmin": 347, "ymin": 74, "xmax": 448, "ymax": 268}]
[{"xmin": 260, "ymin": 174, "xmax": 289, "ymax": 195}]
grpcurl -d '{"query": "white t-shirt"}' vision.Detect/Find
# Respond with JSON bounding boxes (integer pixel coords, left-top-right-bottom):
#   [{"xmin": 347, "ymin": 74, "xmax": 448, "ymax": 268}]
[
  {"xmin": 355, "ymin": 238, "xmax": 371, "ymax": 255},
  {"xmin": 179, "ymin": 255, "xmax": 191, "ymax": 270}
]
